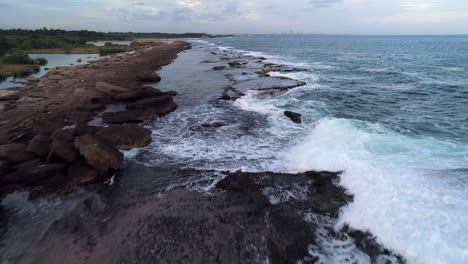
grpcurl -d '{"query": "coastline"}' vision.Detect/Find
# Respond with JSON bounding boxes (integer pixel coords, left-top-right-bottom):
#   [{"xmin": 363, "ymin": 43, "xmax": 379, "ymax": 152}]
[{"xmin": 0, "ymin": 39, "xmax": 407, "ymax": 263}]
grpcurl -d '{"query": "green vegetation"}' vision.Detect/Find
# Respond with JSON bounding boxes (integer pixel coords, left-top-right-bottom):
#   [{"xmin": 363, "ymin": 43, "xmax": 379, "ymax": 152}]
[
  {"xmin": 3, "ymin": 49, "xmax": 35, "ymax": 64},
  {"xmin": 99, "ymin": 44, "xmax": 129, "ymax": 55},
  {"xmin": 0, "ymin": 49, "xmax": 45, "ymax": 79}
]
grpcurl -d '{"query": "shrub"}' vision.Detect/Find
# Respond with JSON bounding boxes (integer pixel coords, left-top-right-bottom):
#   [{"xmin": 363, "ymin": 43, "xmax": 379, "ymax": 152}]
[
  {"xmin": 99, "ymin": 45, "xmax": 128, "ymax": 55},
  {"xmin": 4, "ymin": 49, "xmax": 35, "ymax": 64},
  {"xmin": 12, "ymin": 65, "xmax": 40, "ymax": 78},
  {"xmin": 34, "ymin": 57, "xmax": 48, "ymax": 65}
]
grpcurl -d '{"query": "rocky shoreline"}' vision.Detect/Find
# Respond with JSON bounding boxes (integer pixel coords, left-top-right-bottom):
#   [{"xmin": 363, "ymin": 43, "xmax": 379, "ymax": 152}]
[
  {"xmin": 0, "ymin": 41, "xmax": 406, "ymax": 264},
  {"xmin": 0, "ymin": 41, "xmax": 190, "ymax": 199}
]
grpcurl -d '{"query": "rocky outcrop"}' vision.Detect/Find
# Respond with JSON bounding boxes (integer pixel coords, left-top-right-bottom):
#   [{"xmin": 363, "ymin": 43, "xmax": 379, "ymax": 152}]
[
  {"xmin": 102, "ymin": 109, "xmax": 156, "ymax": 123},
  {"xmin": 2, "ymin": 160, "xmax": 66, "ymax": 186},
  {"xmin": 95, "ymin": 82, "xmax": 131, "ymax": 96},
  {"xmin": 50, "ymin": 139, "xmax": 80, "ymax": 163},
  {"xmin": 74, "ymin": 135, "xmax": 124, "ymax": 172},
  {"xmin": 96, "ymin": 124, "xmax": 152, "ymax": 150},
  {"xmin": 26, "ymin": 135, "xmax": 51, "ymax": 156},
  {"xmin": 0, "ymin": 143, "xmax": 35, "ymax": 164},
  {"xmin": 284, "ymin": 111, "xmax": 302, "ymax": 124},
  {"xmin": 0, "ymin": 89, "xmax": 20, "ymax": 101}
]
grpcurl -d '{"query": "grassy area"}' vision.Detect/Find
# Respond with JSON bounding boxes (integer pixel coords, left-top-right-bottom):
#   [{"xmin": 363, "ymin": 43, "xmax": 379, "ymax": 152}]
[{"xmin": 0, "ymin": 63, "xmax": 40, "ymax": 79}]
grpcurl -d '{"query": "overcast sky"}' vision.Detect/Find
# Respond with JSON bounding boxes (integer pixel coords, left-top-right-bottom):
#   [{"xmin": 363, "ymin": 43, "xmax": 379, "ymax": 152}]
[{"xmin": 0, "ymin": 0, "xmax": 467, "ymax": 34}]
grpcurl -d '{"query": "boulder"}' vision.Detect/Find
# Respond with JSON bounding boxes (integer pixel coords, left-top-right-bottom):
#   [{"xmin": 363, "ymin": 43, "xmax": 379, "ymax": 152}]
[
  {"xmin": 73, "ymin": 88, "xmax": 106, "ymax": 102},
  {"xmin": 138, "ymin": 74, "xmax": 162, "ymax": 83},
  {"xmin": 26, "ymin": 135, "xmax": 51, "ymax": 157},
  {"xmin": 126, "ymin": 95, "xmax": 173, "ymax": 110},
  {"xmin": 212, "ymin": 66, "xmax": 227, "ymax": 71},
  {"xmin": 216, "ymin": 171, "xmax": 270, "ymax": 208},
  {"xmin": 102, "ymin": 109, "xmax": 156, "ymax": 124},
  {"xmin": 2, "ymin": 160, "xmax": 66, "ymax": 186},
  {"xmin": 95, "ymin": 81, "xmax": 131, "ymax": 96},
  {"xmin": 96, "ymin": 124, "xmax": 152, "ymax": 150},
  {"xmin": 74, "ymin": 135, "xmax": 123, "ymax": 172},
  {"xmin": 0, "ymin": 143, "xmax": 35, "ymax": 163},
  {"xmin": 113, "ymin": 87, "xmax": 163, "ymax": 101},
  {"xmin": 67, "ymin": 165, "xmax": 99, "ymax": 184},
  {"xmin": 51, "ymin": 128, "xmax": 75, "ymax": 142},
  {"xmin": 50, "ymin": 139, "xmax": 80, "ymax": 162},
  {"xmin": 284, "ymin": 111, "xmax": 302, "ymax": 124},
  {"xmin": 0, "ymin": 89, "xmax": 20, "ymax": 101},
  {"xmin": 126, "ymin": 95, "xmax": 177, "ymax": 116},
  {"xmin": 0, "ymin": 161, "xmax": 7, "ymax": 175}
]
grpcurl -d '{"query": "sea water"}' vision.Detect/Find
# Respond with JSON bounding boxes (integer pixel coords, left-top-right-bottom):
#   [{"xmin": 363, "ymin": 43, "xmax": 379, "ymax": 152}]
[{"xmin": 204, "ymin": 35, "xmax": 468, "ymax": 264}]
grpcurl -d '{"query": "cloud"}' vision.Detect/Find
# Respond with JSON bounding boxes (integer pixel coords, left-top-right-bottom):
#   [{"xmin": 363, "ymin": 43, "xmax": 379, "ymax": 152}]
[{"xmin": 308, "ymin": 0, "xmax": 343, "ymax": 7}]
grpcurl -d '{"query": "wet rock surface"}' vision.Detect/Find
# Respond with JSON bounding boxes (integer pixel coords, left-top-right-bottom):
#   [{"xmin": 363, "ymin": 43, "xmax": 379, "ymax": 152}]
[
  {"xmin": 0, "ymin": 167, "xmax": 404, "ymax": 264},
  {"xmin": 96, "ymin": 124, "xmax": 152, "ymax": 150},
  {"xmin": 284, "ymin": 111, "xmax": 302, "ymax": 124}
]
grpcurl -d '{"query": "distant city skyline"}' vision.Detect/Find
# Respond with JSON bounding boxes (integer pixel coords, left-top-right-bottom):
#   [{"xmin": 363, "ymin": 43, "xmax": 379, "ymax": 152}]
[{"xmin": 0, "ymin": 0, "xmax": 467, "ymax": 35}]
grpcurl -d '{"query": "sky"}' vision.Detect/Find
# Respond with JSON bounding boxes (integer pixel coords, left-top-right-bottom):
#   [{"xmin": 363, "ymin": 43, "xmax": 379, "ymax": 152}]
[{"xmin": 0, "ymin": 0, "xmax": 467, "ymax": 34}]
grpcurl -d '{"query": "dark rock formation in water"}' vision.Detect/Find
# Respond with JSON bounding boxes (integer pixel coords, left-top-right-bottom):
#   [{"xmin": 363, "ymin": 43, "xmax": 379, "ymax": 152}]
[
  {"xmin": 74, "ymin": 134, "xmax": 124, "ymax": 172},
  {"xmin": 284, "ymin": 111, "xmax": 302, "ymax": 124},
  {"xmin": 96, "ymin": 124, "xmax": 152, "ymax": 150},
  {"xmin": 3, "ymin": 168, "xmax": 404, "ymax": 263}
]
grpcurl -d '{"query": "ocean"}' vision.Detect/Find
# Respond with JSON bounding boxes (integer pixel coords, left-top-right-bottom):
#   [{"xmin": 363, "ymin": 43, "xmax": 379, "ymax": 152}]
[{"xmin": 146, "ymin": 35, "xmax": 468, "ymax": 264}]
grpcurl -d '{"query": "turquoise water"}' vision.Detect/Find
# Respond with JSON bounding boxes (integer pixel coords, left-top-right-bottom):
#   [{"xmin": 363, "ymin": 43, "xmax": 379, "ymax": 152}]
[{"xmin": 200, "ymin": 35, "xmax": 468, "ymax": 264}]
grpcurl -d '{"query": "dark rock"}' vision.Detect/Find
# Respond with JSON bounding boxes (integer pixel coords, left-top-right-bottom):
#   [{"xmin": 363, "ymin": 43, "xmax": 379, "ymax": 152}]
[
  {"xmin": 67, "ymin": 165, "xmax": 99, "ymax": 184},
  {"xmin": 74, "ymin": 134, "xmax": 124, "ymax": 172},
  {"xmin": 96, "ymin": 124, "xmax": 152, "ymax": 150},
  {"xmin": 212, "ymin": 66, "xmax": 227, "ymax": 71},
  {"xmin": 200, "ymin": 122, "xmax": 227, "ymax": 129},
  {"xmin": 51, "ymin": 128, "xmax": 75, "ymax": 142},
  {"xmin": 113, "ymin": 87, "xmax": 163, "ymax": 101},
  {"xmin": 102, "ymin": 109, "xmax": 156, "ymax": 123},
  {"xmin": 0, "ymin": 143, "xmax": 35, "ymax": 164},
  {"xmin": 0, "ymin": 161, "xmax": 7, "ymax": 175},
  {"xmin": 2, "ymin": 160, "xmax": 66, "ymax": 186},
  {"xmin": 50, "ymin": 139, "xmax": 80, "ymax": 162},
  {"xmin": 74, "ymin": 123, "xmax": 99, "ymax": 137},
  {"xmin": 26, "ymin": 135, "xmax": 51, "ymax": 157},
  {"xmin": 216, "ymin": 171, "xmax": 270, "ymax": 208},
  {"xmin": 284, "ymin": 111, "xmax": 302, "ymax": 124},
  {"xmin": 95, "ymin": 81, "xmax": 131, "ymax": 96},
  {"xmin": 267, "ymin": 205, "xmax": 316, "ymax": 264},
  {"xmin": 138, "ymin": 74, "xmax": 161, "ymax": 83},
  {"xmin": 127, "ymin": 95, "xmax": 172, "ymax": 110}
]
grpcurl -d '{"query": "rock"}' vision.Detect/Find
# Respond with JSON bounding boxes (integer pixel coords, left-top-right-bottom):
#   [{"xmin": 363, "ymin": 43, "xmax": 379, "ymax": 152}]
[
  {"xmin": 138, "ymin": 74, "xmax": 161, "ymax": 83},
  {"xmin": 0, "ymin": 143, "xmax": 35, "ymax": 163},
  {"xmin": 284, "ymin": 111, "xmax": 302, "ymax": 124},
  {"xmin": 2, "ymin": 160, "xmax": 66, "ymax": 186},
  {"xmin": 74, "ymin": 135, "xmax": 123, "ymax": 172},
  {"xmin": 102, "ymin": 109, "xmax": 156, "ymax": 123},
  {"xmin": 113, "ymin": 87, "xmax": 163, "ymax": 101},
  {"xmin": 26, "ymin": 76, "xmax": 39, "ymax": 82},
  {"xmin": 26, "ymin": 135, "xmax": 51, "ymax": 157},
  {"xmin": 51, "ymin": 128, "xmax": 75, "ymax": 142},
  {"xmin": 95, "ymin": 81, "xmax": 132, "ymax": 96},
  {"xmin": 73, "ymin": 88, "xmax": 106, "ymax": 102},
  {"xmin": 0, "ymin": 89, "xmax": 20, "ymax": 101},
  {"xmin": 50, "ymin": 139, "xmax": 80, "ymax": 162},
  {"xmin": 96, "ymin": 124, "xmax": 152, "ymax": 150},
  {"xmin": 216, "ymin": 171, "xmax": 270, "ymax": 208},
  {"xmin": 125, "ymin": 95, "xmax": 177, "ymax": 117},
  {"xmin": 212, "ymin": 66, "xmax": 227, "ymax": 71},
  {"xmin": 0, "ymin": 161, "xmax": 7, "ymax": 175},
  {"xmin": 67, "ymin": 165, "xmax": 99, "ymax": 184},
  {"xmin": 200, "ymin": 122, "xmax": 227, "ymax": 129}
]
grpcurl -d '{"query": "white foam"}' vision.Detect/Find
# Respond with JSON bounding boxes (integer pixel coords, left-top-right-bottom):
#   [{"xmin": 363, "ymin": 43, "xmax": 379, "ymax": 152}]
[{"xmin": 283, "ymin": 118, "xmax": 468, "ymax": 264}]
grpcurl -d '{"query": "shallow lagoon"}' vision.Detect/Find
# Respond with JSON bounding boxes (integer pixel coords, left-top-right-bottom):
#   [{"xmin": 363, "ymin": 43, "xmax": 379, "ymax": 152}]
[{"xmin": 0, "ymin": 53, "xmax": 102, "ymax": 89}]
